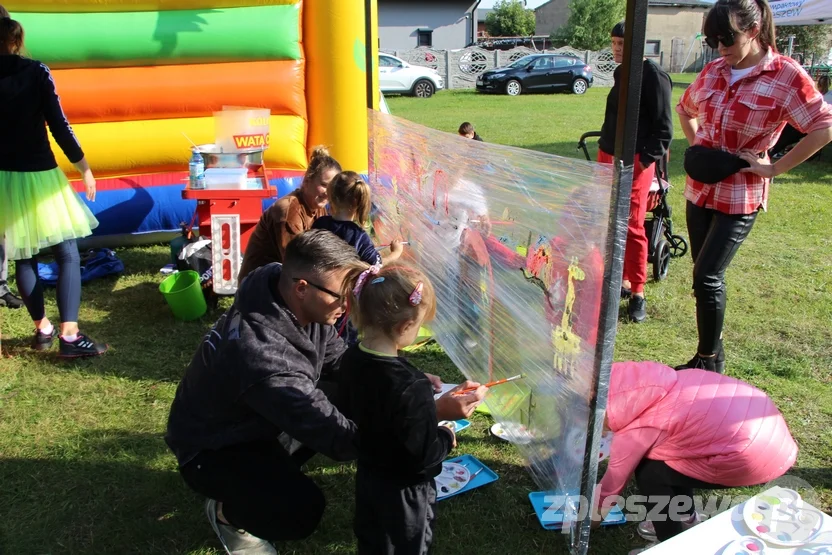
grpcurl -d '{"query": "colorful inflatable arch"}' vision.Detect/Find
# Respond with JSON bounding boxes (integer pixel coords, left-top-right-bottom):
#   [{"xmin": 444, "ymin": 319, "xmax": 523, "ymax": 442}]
[{"xmin": 9, "ymin": 0, "xmax": 374, "ymax": 243}]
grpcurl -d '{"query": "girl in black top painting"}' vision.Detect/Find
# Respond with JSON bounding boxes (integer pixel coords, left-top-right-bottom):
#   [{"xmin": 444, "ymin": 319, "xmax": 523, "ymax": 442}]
[
  {"xmin": 0, "ymin": 15, "xmax": 106, "ymax": 357},
  {"xmin": 339, "ymin": 262, "xmax": 485, "ymax": 554}
]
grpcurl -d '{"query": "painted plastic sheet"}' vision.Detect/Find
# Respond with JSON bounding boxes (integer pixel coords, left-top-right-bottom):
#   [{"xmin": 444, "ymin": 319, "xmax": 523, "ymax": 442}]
[
  {"xmin": 16, "ymin": 5, "xmax": 301, "ymax": 68},
  {"xmin": 368, "ymin": 110, "xmax": 614, "ymax": 506}
]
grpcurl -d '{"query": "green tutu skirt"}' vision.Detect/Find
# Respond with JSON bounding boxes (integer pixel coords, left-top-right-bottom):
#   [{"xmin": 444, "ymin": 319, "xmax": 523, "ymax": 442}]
[{"xmin": 0, "ymin": 168, "xmax": 99, "ymax": 260}]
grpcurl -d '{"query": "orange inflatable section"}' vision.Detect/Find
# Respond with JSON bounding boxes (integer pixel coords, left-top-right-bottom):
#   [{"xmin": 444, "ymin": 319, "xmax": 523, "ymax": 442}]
[{"xmin": 52, "ymin": 61, "xmax": 306, "ymax": 124}]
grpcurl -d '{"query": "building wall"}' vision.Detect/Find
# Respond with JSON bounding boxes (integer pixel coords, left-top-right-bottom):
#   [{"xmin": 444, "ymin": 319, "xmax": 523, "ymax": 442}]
[
  {"xmin": 534, "ymin": 2, "xmax": 708, "ymax": 71},
  {"xmin": 379, "ymin": 1, "xmax": 474, "ymax": 50},
  {"xmin": 646, "ymin": 7, "xmax": 708, "ymax": 71},
  {"xmin": 534, "ymin": 0, "xmax": 569, "ymax": 36}
]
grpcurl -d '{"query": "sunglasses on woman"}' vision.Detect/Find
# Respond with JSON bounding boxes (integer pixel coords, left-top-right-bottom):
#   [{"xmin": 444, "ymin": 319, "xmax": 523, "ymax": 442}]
[{"xmin": 705, "ymin": 31, "xmax": 735, "ymax": 49}]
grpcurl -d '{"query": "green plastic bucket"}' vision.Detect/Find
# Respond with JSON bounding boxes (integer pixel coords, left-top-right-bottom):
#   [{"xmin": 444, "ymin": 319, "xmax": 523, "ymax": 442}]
[{"xmin": 159, "ymin": 270, "xmax": 207, "ymax": 321}]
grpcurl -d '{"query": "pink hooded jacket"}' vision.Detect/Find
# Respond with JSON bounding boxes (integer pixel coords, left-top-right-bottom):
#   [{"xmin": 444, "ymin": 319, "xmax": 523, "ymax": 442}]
[{"xmin": 598, "ymin": 361, "xmax": 797, "ymax": 507}]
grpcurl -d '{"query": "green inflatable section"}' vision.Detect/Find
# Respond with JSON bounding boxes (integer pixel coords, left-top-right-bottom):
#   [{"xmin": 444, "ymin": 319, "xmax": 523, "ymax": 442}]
[{"xmin": 17, "ymin": 5, "xmax": 301, "ymax": 68}]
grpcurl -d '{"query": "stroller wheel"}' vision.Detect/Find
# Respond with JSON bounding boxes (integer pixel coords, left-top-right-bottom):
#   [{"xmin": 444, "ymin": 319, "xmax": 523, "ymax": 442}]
[
  {"xmin": 653, "ymin": 240, "xmax": 671, "ymax": 282},
  {"xmin": 668, "ymin": 234, "xmax": 688, "ymax": 258}
]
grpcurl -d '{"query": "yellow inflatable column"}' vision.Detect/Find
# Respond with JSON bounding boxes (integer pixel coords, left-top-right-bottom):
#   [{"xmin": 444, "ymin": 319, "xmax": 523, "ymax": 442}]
[{"xmin": 305, "ymin": 0, "xmax": 369, "ymax": 172}]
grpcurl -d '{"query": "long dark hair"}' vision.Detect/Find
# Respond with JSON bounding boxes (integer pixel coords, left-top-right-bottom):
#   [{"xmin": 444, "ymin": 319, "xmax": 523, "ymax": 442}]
[
  {"xmin": 0, "ymin": 15, "xmax": 24, "ymax": 56},
  {"xmin": 704, "ymin": 0, "xmax": 777, "ymax": 53}
]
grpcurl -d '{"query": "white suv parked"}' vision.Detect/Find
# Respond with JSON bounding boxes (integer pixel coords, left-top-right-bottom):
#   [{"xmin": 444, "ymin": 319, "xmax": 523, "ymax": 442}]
[{"xmin": 379, "ymin": 54, "xmax": 444, "ymax": 98}]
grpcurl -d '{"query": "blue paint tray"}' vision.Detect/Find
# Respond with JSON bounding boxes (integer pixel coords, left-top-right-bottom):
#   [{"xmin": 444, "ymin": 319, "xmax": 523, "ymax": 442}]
[
  {"xmin": 437, "ymin": 454, "xmax": 498, "ymax": 501},
  {"xmin": 529, "ymin": 491, "xmax": 627, "ymax": 530}
]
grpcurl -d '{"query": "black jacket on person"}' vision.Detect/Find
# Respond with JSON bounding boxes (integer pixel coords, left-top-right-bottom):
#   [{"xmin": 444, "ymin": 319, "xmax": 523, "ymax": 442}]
[
  {"xmin": 165, "ymin": 263, "xmax": 356, "ymax": 467},
  {"xmin": 598, "ymin": 59, "xmax": 673, "ymax": 168},
  {"xmin": 0, "ymin": 55, "xmax": 84, "ymax": 172},
  {"xmin": 339, "ymin": 345, "xmax": 455, "ymax": 486}
]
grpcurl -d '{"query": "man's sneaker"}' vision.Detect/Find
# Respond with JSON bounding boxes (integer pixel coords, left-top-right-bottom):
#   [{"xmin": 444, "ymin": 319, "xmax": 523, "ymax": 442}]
[
  {"xmin": 628, "ymin": 544, "xmax": 659, "ymax": 555},
  {"xmin": 0, "ymin": 292, "xmax": 24, "ymax": 309},
  {"xmin": 621, "ymin": 286, "xmax": 632, "ymax": 300},
  {"xmin": 205, "ymin": 499, "xmax": 277, "ymax": 555},
  {"xmin": 628, "ymin": 295, "xmax": 647, "ymax": 323},
  {"xmin": 58, "ymin": 334, "xmax": 108, "ymax": 358},
  {"xmin": 32, "ymin": 327, "xmax": 57, "ymax": 351},
  {"xmin": 637, "ymin": 512, "xmax": 705, "ymax": 542}
]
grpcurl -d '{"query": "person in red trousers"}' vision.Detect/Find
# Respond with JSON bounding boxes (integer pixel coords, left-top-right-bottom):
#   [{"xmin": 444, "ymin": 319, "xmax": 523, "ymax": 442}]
[{"xmin": 597, "ymin": 20, "xmax": 673, "ymax": 322}]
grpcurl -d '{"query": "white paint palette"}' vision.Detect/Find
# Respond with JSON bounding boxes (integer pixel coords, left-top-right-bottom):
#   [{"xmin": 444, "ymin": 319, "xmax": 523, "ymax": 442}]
[
  {"xmin": 436, "ymin": 462, "xmax": 470, "ymax": 499},
  {"xmin": 721, "ymin": 535, "xmax": 768, "ymax": 554},
  {"xmin": 490, "ymin": 422, "xmax": 535, "ymax": 445},
  {"xmin": 742, "ymin": 487, "xmax": 825, "ymax": 547}
]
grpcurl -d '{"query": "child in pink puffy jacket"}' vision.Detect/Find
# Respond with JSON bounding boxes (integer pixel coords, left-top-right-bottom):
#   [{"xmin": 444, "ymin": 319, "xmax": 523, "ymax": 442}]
[{"xmin": 597, "ymin": 361, "xmax": 797, "ymax": 554}]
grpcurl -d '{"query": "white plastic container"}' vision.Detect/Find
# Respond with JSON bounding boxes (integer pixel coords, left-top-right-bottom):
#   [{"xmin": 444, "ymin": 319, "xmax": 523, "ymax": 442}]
[{"xmin": 204, "ymin": 168, "xmax": 248, "ymax": 190}]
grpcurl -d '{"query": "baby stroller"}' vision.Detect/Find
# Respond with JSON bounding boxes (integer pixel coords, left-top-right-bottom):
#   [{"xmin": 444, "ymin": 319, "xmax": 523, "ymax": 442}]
[{"xmin": 577, "ymin": 131, "xmax": 688, "ymax": 281}]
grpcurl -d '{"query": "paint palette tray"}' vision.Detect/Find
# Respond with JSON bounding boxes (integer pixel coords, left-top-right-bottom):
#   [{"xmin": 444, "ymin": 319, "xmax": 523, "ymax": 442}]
[
  {"xmin": 742, "ymin": 487, "xmax": 826, "ymax": 547},
  {"xmin": 437, "ymin": 454, "xmax": 498, "ymax": 501},
  {"xmin": 439, "ymin": 419, "xmax": 471, "ymax": 434},
  {"xmin": 529, "ymin": 491, "xmax": 627, "ymax": 530}
]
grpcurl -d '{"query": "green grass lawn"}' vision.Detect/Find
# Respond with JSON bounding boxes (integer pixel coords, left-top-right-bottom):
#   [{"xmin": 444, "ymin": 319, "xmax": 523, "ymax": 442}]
[{"xmin": 1, "ymin": 76, "xmax": 830, "ymax": 554}]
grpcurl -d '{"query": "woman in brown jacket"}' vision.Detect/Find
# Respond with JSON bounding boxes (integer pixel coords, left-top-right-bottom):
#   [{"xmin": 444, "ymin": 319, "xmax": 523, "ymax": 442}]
[{"xmin": 239, "ymin": 147, "xmax": 341, "ymax": 281}]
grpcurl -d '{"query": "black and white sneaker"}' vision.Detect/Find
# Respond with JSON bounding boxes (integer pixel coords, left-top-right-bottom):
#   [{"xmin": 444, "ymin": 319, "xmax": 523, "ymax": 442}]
[
  {"xmin": 58, "ymin": 334, "xmax": 108, "ymax": 358},
  {"xmin": 32, "ymin": 327, "xmax": 57, "ymax": 351}
]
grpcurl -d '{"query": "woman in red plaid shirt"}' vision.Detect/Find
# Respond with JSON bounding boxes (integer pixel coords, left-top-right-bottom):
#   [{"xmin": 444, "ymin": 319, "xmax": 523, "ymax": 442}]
[{"xmin": 675, "ymin": 0, "xmax": 832, "ymax": 373}]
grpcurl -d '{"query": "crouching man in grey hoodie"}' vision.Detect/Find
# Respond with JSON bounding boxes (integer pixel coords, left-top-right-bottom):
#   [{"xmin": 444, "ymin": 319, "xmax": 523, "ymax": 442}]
[{"xmin": 166, "ymin": 229, "xmax": 486, "ymax": 555}]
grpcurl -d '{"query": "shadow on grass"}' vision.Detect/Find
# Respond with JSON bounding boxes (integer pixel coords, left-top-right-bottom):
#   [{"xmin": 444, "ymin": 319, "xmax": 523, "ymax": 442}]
[{"xmin": 0, "ymin": 431, "xmax": 212, "ymax": 554}]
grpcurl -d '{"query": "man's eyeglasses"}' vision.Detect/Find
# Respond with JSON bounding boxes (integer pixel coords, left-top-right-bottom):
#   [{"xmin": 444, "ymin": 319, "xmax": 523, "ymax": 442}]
[
  {"xmin": 292, "ymin": 278, "xmax": 343, "ymax": 301},
  {"xmin": 705, "ymin": 31, "xmax": 735, "ymax": 50}
]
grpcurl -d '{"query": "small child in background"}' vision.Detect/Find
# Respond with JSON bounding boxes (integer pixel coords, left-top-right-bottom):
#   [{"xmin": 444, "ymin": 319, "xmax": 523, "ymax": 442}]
[
  {"xmin": 312, "ymin": 171, "xmax": 403, "ymax": 266},
  {"xmin": 458, "ymin": 122, "xmax": 483, "ymax": 141},
  {"xmin": 312, "ymin": 171, "xmax": 403, "ymax": 344},
  {"xmin": 595, "ymin": 361, "xmax": 798, "ymax": 555},
  {"xmin": 339, "ymin": 263, "xmax": 456, "ymax": 555}
]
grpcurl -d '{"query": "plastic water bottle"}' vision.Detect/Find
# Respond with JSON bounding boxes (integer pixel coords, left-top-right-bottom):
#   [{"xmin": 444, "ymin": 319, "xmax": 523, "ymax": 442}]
[{"xmin": 189, "ymin": 149, "xmax": 205, "ymax": 190}]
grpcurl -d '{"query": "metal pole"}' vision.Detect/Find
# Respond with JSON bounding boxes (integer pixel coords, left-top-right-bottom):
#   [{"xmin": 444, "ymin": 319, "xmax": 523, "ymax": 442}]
[
  {"xmin": 573, "ymin": 0, "xmax": 648, "ymax": 552},
  {"xmin": 787, "ymin": 34, "xmax": 795, "ymax": 58},
  {"xmin": 365, "ymin": 0, "xmax": 375, "ymax": 110},
  {"xmin": 681, "ymin": 33, "xmax": 701, "ymax": 73}
]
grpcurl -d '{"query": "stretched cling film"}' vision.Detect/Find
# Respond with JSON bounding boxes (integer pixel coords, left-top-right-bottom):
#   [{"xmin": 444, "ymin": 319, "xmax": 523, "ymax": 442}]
[{"xmin": 367, "ymin": 110, "xmax": 615, "ymax": 516}]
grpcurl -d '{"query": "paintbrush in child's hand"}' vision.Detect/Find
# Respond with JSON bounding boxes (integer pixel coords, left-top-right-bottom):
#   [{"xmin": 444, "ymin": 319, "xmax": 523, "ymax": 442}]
[{"xmin": 452, "ymin": 374, "xmax": 524, "ymax": 396}]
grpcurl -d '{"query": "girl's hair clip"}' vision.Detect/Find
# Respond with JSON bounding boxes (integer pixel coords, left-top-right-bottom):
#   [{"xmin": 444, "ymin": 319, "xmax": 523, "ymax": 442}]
[
  {"xmin": 371, "ymin": 277, "xmax": 385, "ymax": 284},
  {"xmin": 353, "ymin": 265, "xmax": 381, "ymax": 298},
  {"xmin": 409, "ymin": 282, "xmax": 424, "ymax": 306}
]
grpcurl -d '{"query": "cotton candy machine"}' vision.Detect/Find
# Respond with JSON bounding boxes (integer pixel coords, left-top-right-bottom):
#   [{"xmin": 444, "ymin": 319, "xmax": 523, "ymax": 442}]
[{"xmin": 181, "ymin": 108, "xmax": 276, "ymax": 295}]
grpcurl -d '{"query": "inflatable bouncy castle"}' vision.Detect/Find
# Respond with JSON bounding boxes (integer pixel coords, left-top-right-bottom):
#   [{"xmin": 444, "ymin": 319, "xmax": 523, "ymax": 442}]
[{"xmin": 10, "ymin": 0, "xmax": 376, "ymax": 244}]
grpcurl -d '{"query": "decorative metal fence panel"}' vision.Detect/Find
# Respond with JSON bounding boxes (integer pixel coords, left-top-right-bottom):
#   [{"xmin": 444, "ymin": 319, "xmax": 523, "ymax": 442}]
[{"xmin": 381, "ymin": 46, "xmax": 617, "ymax": 91}]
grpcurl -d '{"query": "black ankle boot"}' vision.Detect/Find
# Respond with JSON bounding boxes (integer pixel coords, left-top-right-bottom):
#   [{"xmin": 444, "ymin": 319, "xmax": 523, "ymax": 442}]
[
  {"xmin": 675, "ymin": 353, "xmax": 718, "ymax": 372},
  {"xmin": 714, "ymin": 342, "xmax": 725, "ymax": 374}
]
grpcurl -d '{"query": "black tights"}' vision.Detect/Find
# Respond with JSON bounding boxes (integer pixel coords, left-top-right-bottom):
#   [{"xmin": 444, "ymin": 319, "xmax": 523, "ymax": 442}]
[
  {"xmin": 15, "ymin": 239, "xmax": 82, "ymax": 323},
  {"xmin": 685, "ymin": 202, "xmax": 757, "ymax": 355}
]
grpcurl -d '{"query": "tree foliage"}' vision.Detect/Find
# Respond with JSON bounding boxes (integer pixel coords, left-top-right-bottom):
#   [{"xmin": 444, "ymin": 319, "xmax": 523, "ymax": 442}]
[
  {"xmin": 775, "ymin": 25, "xmax": 832, "ymax": 60},
  {"xmin": 485, "ymin": 0, "xmax": 536, "ymax": 37},
  {"xmin": 551, "ymin": 0, "xmax": 626, "ymax": 51}
]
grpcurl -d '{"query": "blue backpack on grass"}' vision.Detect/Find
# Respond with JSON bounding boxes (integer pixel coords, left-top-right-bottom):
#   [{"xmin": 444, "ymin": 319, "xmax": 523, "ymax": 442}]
[{"xmin": 37, "ymin": 248, "xmax": 124, "ymax": 287}]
